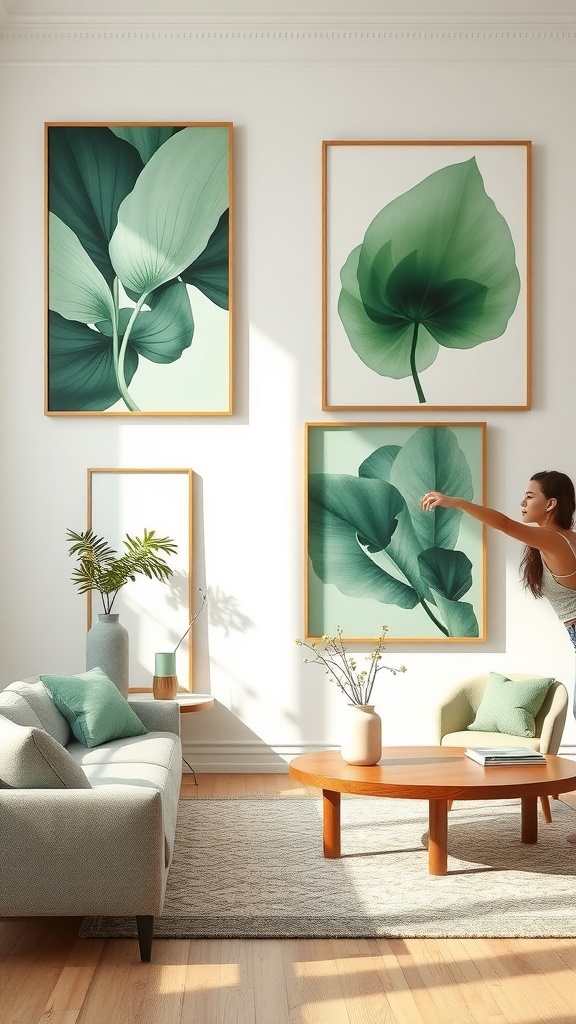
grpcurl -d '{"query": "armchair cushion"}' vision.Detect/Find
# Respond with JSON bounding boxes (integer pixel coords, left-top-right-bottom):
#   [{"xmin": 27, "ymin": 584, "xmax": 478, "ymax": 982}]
[
  {"xmin": 40, "ymin": 668, "xmax": 147, "ymax": 748},
  {"xmin": 467, "ymin": 671, "xmax": 553, "ymax": 738},
  {"xmin": 0, "ymin": 716, "xmax": 92, "ymax": 789}
]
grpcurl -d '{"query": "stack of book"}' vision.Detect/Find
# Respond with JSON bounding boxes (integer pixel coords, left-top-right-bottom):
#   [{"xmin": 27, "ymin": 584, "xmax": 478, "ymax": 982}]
[{"xmin": 465, "ymin": 746, "xmax": 547, "ymax": 766}]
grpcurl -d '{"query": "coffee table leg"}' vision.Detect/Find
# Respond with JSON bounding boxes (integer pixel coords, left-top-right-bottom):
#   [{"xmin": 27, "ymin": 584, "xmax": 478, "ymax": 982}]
[
  {"xmin": 521, "ymin": 796, "xmax": 538, "ymax": 843},
  {"xmin": 428, "ymin": 799, "xmax": 448, "ymax": 875},
  {"xmin": 322, "ymin": 789, "xmax": 341, "ymax": 858}
]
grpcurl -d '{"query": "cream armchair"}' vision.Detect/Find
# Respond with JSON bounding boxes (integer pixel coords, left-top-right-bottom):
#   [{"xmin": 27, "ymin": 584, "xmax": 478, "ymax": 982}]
[{"xmin": 435, "ymin": 673, "xmax": 569, "ymax": 821}]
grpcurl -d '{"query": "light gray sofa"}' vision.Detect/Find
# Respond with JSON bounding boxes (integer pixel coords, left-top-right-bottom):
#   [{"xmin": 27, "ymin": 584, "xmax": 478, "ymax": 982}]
[{"xmin": 0, "ymin": 678, "xmax": 182, "ymax": 961}]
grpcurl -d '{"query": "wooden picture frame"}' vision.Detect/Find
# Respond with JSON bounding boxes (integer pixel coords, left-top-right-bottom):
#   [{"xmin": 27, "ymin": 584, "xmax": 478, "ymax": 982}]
[
  {"xmin": 45, "ymin": 122, "xmax": 233, "ymax": 416},
  {"xmin": 87, "ymin": 468, "xmax": 195, "ymax": 691},
  {"xmin": 322, "ymin": 140, "xmax": 531, "ymax": 411},
  {"xmin": 305, "ymin": 422, "xmax": 486, "ymax": 642}
]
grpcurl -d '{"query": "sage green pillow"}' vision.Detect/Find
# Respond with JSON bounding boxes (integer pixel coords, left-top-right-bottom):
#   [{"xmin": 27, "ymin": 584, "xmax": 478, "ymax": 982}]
[
  {"xmin": 39, "ymin": 668, "xmax": 147, "ymax": 748},
  {"xmin": 467, "ymin": 672, "xmax": 553, "ymax": 738}
]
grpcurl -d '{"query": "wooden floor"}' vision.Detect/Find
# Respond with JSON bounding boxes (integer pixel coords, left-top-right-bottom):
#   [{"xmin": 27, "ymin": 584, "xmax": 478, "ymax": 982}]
[{"xmin": 2, "ymin": 773, "xmax": 576, "ymax": 1024}]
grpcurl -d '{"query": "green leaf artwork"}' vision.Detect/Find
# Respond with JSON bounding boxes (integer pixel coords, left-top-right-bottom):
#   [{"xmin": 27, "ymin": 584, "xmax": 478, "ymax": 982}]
[
  {"xmin": 308, "ymin": 425, "xmax": 482, "ymax": 639},
  {"xmin": 338, "ymin": 158, "xmax": 520, "ymax": 404},
  {"xmin": 46, "ymin": 124, "xmax": 231, "ymax": 413}
]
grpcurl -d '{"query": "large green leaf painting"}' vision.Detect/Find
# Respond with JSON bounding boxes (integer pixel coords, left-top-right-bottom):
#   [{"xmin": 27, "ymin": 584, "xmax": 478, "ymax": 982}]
[
  {"xmin": 308, "ymin": 426, "xmax": 480, "ymax": 638},
  {"xmin": 47, "ymin": 125, "xmax": 230, "ymax": 412},
  {"xmin": 338, "ymin": 158, "xmax": 520, "ymax": 403}
]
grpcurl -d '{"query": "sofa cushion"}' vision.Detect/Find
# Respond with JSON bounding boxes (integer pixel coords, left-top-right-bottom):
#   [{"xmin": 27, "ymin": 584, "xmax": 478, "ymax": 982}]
[
  {"xmin": 4, "ymin": 679, "xmax": 71, "ymax": 746},
  {"xmin": 0, "ymin": 690, "xmax": 44, "ymax": 729},
  {"xmin": 467, "ymin": 671, "xmax": 553, "ymax": 738},
  {"xmin": 39, "ymin": 668, "xmax": 147, "ymax": 748},
  {"xmin": 442, "ymin": 730, "xmax": 541, "ymax": 751},
  {"xmin": 68, "ymin": 732, "xmax": 182, "ymax": 866},
  {"xmin": 0, "ymin": 715, "xmax": 92, "ymax": 789}
]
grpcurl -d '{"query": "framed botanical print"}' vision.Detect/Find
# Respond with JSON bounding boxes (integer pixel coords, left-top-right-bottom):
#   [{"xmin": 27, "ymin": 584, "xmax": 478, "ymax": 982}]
[
  {"xmin": 322, "ymin": 140, "xmax": 530, "ymax": 411},
  {"xmin": 306, "ymin": 422, "xmax": 486, "ymax": 642},
  {"xmin": 45, "ymin": 122, "xmax": 233, "ymax": 416},
  {"xmin": 87, "ymin": 468, "xmax": 195, "ymax": 690}
]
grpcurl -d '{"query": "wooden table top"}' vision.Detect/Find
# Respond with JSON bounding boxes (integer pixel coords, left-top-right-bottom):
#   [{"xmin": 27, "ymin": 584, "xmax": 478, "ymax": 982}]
[
  {"xmin": 289, "ymin": 746, "xmax": 576, "ymax": 801},
  {"xmin": 129, "ymin": 691, "xmax": 214, "ymax": 714}
]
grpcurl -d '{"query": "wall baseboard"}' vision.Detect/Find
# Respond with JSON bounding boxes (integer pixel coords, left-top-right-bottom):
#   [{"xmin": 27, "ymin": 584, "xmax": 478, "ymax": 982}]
[{"xmin": 183, "ymin": 741, "xmax": 576, "ymax": 773}]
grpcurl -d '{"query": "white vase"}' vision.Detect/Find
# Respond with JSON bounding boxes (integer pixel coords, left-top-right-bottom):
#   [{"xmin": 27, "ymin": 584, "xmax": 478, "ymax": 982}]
[
  {"xmin": 86, "ymin": 613, "xmax": 129, "ymax": 697},
  {"xmin": 340, "ymin": 704, "xmax": 382, "ymax": 766}
]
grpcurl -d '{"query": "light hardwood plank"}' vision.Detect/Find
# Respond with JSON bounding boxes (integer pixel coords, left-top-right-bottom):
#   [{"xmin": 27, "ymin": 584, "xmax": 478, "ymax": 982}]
[
  {"xmin": 431, "ymin": 938, "xmax": 506, "ymax": 1024},
  {"xmin": 36, "ymin": 937, "xmax": 104, "ymax": 1024},
  {"xmin": 403, "ymin": 936, "xmax": 478, "ymax": 1023},
  {"xmin": 283, "ymin": 938, "xmax": 352, "ymax": 1024},
  {"xmin": 253, "ymin": 938, "xmax": 291, "ymax": 1024},
  {"xmin": 332, "ymin": 937, "xmax": 395, "ymax": 1023}
]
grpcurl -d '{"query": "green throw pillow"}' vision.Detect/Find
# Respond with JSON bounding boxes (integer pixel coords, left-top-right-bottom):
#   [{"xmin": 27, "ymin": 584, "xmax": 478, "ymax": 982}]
[
  {"xmin": 467, "ymin": 672, "xmax": 553, "ymax": 738},
  {"xmin": 39, "ymin": 668, "xmax": 147, "ymax": 748}
]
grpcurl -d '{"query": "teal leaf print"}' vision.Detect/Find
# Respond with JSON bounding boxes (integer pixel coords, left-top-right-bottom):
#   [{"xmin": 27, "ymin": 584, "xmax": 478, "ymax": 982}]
[
  {"xmin": 309, "ymin": 426, "xmax": 479, "ymax": 638},
  {"xmin": 338, "ymin": 158, "xmax": 521, "ymax": 403},
  {"xmin": 47, "ymin": 125, "xmax": 230, "ymax": 412}
]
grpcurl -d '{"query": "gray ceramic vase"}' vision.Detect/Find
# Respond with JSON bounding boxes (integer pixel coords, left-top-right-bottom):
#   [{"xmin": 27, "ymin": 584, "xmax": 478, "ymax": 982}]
[{"xmin": 86, "ymin": 613, "xmax": 129, "ymax": 697}]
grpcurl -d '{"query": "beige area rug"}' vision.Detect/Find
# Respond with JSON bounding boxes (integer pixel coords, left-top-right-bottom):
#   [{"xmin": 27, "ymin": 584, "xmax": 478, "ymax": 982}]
[{"xmin": 80, "ymin": 795, "xmax": 576, "ymax": 940}]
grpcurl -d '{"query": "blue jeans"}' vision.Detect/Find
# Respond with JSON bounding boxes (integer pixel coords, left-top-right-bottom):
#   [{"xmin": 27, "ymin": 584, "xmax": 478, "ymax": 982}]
[{"xmin": 567, "ymin": 622, "xmax": 576, "ymax": 718}]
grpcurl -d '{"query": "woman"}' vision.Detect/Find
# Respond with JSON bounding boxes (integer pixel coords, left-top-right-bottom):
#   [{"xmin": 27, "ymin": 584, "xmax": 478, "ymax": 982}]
[{"xmin": 421, "ymin": 470, "xmax": 576, "ymax": 842}]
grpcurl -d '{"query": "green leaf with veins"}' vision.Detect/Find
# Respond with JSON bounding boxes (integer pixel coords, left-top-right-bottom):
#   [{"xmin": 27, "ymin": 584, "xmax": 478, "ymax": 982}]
[
  {"xmin": 48, "ymin": 126, "xmax": 143, "ymax": 289},
  {"xmin": 109, "ymin": 126, "xmax": 229, "ymax": 295},
  {"xmin": 98, "ymin": 281, "xmax": 194, "ymax": 364},
  {"xmin": 338, "ymin": 158, "xmax": 520, "ymax": 403},
  {"xmin": 181, "ymin": 209, "xmax": 229, "ymax": 310},
  {"xmin": 108, "ymin": 126, "xmax": 178, "ymax": 164},
  {"xmin": 48, "ymin": 213, "xmax": 115, "ymax": 324},
  {"xmin": 48, "ymin": 311, "xmax": 138, "ymax": 411}
]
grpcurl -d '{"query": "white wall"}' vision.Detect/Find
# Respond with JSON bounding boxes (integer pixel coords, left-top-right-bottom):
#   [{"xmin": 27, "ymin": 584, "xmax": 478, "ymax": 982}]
[{"xmin": 1, "ymin": 11, "xmax": 576, "ymax": 768}]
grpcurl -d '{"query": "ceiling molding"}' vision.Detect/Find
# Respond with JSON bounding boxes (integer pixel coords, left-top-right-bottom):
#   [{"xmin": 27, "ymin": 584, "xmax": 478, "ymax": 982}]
[
  {"xmin": 3, "ymin": 9, "xmax": 576, "ymax": 29},
  {"xmin": 2, "ymin": 15, "xmax": 576, "ymax": 64}
]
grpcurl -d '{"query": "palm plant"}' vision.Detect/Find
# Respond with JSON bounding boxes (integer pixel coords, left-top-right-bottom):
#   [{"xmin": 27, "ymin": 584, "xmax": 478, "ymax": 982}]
[{"xmin": 66, "ymin": 528, "xmax": 177, "ymax": 614}]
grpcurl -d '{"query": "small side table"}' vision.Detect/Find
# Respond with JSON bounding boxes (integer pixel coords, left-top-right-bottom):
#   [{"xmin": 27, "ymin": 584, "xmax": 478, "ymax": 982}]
[{"xmin": 130, "ymin": 690, "xmax": 214, "ymax": 783}]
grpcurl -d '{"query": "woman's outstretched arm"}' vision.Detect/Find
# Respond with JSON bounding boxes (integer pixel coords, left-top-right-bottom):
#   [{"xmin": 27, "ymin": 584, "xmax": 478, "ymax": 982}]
[{"xmin": 420, "ymin": 491, "xmax": 559, "ymax": 554}]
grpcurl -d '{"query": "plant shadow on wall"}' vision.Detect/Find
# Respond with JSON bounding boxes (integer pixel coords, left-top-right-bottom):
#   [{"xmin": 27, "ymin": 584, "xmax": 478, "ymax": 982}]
[
  {"xmin": 207, "ymin": 585, "xmax": 255, "ymax": 637},
  {"xmin": 338, "ymin": 158, "xmax": 520, "ymax": 404},
  {"xmin": 308, "ymin": 425, "xmax": 481, "ymax": 639},
  {"xmin": 47, "ymin": 125, "xmax": 229, "ymax": 413}
]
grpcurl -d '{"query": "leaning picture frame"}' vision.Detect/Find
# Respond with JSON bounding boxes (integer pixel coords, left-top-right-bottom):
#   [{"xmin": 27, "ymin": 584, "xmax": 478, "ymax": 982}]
[
  {"xmin": 87, "ymin": 468, "xmax": 195, "ymax": 690},
  {"xmin": 322, "ymin": 140, "xmax": 531, "ymax": 411},
  {"xmin": 45, "ymin": 122, "xmax": 233, "ymax": 416},
  {"xmin": 305, "ymin": 422, "xmax": 486, "ymax": 642}
]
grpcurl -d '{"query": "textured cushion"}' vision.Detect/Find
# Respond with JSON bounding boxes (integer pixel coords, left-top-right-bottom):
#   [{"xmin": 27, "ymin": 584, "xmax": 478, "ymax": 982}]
[
  {"xmin": 0, "ymin": 715, "xmax": 92, "ymax": 789},
  {"xmin": 467, "ymin": 671, "xmax": 553, "ymax": 738},
  {"xmin": 39, "ymin": 668, "xmax": 147, "ymax": 748},
  {"xmin": 0, "ymin": 690, "xmax": 44, "ymax": 729},
  {"xmin": 4, "ymin": 679, "xmax": 71, "ymax": 746}
]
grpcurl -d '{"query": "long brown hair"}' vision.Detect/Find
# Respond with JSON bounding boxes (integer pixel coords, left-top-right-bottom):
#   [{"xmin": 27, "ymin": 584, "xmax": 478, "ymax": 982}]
[{"xmin": 520, "ymin": 470, "xmax": 576, "ymax": 596}]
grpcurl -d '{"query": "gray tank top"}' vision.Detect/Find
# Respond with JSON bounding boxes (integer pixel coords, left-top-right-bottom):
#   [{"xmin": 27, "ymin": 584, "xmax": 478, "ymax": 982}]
[{"xmin": 540, "ymin": 534, "xmax": 576, "ymax": 622}]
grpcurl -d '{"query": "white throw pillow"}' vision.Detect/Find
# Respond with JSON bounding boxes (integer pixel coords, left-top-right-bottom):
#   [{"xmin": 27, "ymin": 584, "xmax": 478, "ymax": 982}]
[{"xmin": 0, "ymin": 715, "xmax": 91, "ymax": 789}]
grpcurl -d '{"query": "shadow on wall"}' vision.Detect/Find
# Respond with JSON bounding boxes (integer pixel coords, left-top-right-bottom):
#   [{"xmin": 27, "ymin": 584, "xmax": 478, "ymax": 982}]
[
  {"xmin": 181, "ymin": 700, "xmax": 288, "ymax": 771},
  {"xmin": 207, "ymin": 585, "xmax": 255, "ymax": 637}
]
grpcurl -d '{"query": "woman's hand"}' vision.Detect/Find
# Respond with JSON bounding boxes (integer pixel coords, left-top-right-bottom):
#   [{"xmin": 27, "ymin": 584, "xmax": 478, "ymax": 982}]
[{"xmin": 421, "ymin": 491, "xmax": 456, "ymax": 511}]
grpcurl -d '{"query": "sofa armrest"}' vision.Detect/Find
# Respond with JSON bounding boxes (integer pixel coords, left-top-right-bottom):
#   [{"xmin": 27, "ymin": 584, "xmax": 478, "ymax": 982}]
[
  {"xmin": 0, "ymin": 785, "xmax": 168, "ymax": 916},
  {"xmin": 434, "ymin": 689, "xmax": 476, "ymax": 742},
  {"xmin": 538, "ymin": 682, "xmax": 569, "ymax": 753},
  {"xmin": 128, "ymin": 699, "xmax": 180, "ymax": 736}
]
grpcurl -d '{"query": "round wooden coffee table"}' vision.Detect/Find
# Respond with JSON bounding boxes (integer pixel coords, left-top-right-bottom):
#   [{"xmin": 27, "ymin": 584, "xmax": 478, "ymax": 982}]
[{"xmin": 289, "ymin": 746, "xmax": 576, "ymax": 875}]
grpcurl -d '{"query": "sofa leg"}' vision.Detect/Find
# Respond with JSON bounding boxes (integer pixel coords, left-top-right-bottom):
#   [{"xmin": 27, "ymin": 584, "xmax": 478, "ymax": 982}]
[{"xmin": 136, "ymin": 915, "xmax": 154, "ymax": 962}]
